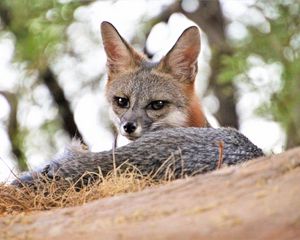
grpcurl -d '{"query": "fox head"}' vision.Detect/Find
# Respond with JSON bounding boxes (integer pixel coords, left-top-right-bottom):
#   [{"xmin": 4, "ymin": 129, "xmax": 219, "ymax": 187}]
[{"xmin": 101, "ymin": 21, "xmax": 207, "ymax": 140}]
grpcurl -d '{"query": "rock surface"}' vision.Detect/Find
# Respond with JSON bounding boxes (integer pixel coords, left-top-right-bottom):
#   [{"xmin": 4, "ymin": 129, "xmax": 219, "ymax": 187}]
[{"xmin": 1, "ymin": 147, "xmax": 300, "ymax": 240}]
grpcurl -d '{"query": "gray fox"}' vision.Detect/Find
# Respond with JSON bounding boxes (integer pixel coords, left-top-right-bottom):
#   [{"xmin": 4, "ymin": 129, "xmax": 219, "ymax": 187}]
[
  {"xmin": 13, "ymin": 127, "xmax": 264, "ymax": 187},
  {"xmin": 102, "ymin": 21, "xmax": 208, "ymax": 140},
  {"xmin": 12, "ymin": 23, "xmax": 264, "ymax": 187}
]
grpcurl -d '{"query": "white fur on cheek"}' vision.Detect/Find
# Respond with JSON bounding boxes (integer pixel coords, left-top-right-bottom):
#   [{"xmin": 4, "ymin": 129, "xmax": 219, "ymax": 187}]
[
  {"xmin": 163, "ymin": 110, "xmax": 188, "ymax": 127},
  {"xmin": 134, "ymin": 124, "xmax": 142, "ymax": 136}
]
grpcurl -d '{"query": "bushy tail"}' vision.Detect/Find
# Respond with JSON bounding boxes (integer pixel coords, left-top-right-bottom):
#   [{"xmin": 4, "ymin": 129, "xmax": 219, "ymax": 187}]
[{"xmin": 12, "ymin": 127, "xmax": 264, "ymax": 188}]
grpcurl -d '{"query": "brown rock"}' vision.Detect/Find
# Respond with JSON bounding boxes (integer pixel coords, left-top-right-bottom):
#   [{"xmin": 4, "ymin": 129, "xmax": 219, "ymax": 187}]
[{"xmin": 1, "ymin": 148, "xmax": 300, "ymax": 240}]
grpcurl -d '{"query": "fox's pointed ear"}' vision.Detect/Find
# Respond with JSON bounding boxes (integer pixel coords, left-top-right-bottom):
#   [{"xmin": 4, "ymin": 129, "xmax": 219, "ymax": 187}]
[
  {"xmin": 101, "ymin": 21, "xmax": 144, "ymax": 75},
  {"xmin": 157, "ymin": 26, "xmax": 200, "ymax": 82}
]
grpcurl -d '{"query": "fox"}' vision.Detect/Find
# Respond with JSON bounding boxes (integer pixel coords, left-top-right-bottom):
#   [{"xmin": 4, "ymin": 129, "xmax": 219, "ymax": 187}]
[
  {"xmin": 101, "ymin": 21, "xmax": 208, "ymax": 140},
  {"xmin": 13, "ymin": 127, "xmax": 264, "ymax": 187},
  {"xmin": 11, "ymin": 23, "xmax": 264, "ymax": 188}
]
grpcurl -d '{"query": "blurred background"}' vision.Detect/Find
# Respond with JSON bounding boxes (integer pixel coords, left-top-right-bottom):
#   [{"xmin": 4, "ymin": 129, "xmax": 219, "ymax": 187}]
[{"xmin": 0, "ymin": 0, "xmax": 299, "ymax": 181}]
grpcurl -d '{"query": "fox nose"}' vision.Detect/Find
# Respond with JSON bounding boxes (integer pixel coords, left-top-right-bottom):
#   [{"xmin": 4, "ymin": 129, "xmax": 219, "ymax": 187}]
[{"xmin": 123, "ymin": 122, "xmax": 137, "ymax": 134}]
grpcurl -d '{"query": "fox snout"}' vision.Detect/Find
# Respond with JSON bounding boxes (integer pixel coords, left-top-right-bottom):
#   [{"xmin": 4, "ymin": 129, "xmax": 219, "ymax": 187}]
[
  {"xmin": 119, "ymin": 120, "xmax": 143, "ymax": 140},
  {"xmin": 111, "ymin": 105, "xmax": 188, "ymax": 140},
  {"xmin": 122, "ymin": 122, "xmax": 137, "ymax": 134},
  {"xmin": 119, "ymin": 120, "xmax": 140, "ymax": 138}
]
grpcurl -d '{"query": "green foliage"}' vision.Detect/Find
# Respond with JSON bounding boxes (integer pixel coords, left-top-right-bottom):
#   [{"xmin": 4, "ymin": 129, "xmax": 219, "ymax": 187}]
[
  {"xmin": 0, "ymin": 0, "xmax": 82, "ymax": 170},
  {"xmin": 218, "ymin": 53, "xmax": 247, "ymax": 84},
  {"xmin": 220, "ymin": 0, "xmax": 300, "ymax": 147},
  {"xmin": 1, "ymin": 0, "xmax": 80, "ymax": 69}
]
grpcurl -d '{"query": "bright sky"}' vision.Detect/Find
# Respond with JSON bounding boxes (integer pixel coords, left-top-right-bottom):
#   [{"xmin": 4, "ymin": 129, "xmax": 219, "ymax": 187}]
[{"xmin": 0, "ymin": 0, "xmax": 285, "ymax": 181}]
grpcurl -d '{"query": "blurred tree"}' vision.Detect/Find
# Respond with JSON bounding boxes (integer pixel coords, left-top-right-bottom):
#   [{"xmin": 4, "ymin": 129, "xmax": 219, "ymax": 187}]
[
  {"xmin": 0, "ymin": 0, "xmax": 83, "ymax": 170},
  {"xmin": 0, "ymin": 91, "xmax": 28, "ymax": 170},
  {"xmin": 219, "ymin": 0, "xmax": 300, "ymax": 148}
]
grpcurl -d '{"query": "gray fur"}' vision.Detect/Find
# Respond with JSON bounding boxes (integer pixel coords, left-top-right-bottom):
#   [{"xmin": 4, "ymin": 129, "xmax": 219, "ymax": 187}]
[
  {"xmin": 106, "ymin": 69, "xmax": 189, "ymax": 139},
  {"xmin": 13, "ymin": 127, "xmax": 264, "ymax": 187},
  {"xmin": 103, "ymin": 22, "xmax": 204, "ymax": 140}
]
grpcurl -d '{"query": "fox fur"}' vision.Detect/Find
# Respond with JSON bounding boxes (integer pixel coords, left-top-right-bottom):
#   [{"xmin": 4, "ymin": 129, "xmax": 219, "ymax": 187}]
[
  {"xmin": 12, "ymin": 23, "xmax": 264, "ymax": 188},
  {"xmin": 102, "ymin": 22, "xmax": 207, "ymax": 140},
  {"xmin": 13, "ymin": 128, "xmax": 263, "ymax": 187}
]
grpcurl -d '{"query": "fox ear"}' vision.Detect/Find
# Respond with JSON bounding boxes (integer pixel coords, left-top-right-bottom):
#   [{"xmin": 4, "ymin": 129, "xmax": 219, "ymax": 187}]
[
  {"xmin": 101, "ymin": 21, "xmax": 143, "ymax": 75},
  {"xmin": 157, "ymin": 26, "xmax": 200, "ymax": 82}
]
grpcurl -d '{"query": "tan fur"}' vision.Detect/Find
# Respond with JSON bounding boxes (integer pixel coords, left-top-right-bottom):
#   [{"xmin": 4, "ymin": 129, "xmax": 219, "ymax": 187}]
[
  {"xmin": 184, "ymin": 84, "xmax": 207, "ymax": 127},
  {"xmin": 101, "ymin": 21, "xmax": 208, "ymax": 140},
  {"xmin": 101, "ymin": 22, "xmax": 145, "ymax": 75},
  {"xmin": 157, "ymin": 26, "xmax": 200, "ymax": 81}
]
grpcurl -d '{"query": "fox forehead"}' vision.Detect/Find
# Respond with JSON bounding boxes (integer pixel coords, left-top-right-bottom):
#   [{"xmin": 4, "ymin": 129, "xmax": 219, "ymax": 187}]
[{"xmin": 106, "ymin": 68, "xmax": 189, "ymax": 105}]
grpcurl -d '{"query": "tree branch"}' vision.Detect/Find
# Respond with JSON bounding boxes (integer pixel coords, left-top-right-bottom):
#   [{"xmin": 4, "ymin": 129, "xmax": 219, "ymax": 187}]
[
  {"xmin": 0, "ymin": 91, "xmax": 28, "ymax": 171},
  {"xmin": 41, "ymin": 67, "xmax": 83, "ymax": 140},
  {"xmin": 0, "ymin": 1, "xmax": 11, "ymax": 27}
]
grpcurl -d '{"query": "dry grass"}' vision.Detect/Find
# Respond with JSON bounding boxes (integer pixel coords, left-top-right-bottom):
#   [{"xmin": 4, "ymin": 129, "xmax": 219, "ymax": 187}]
[{"xmin": 0, "ymin": 166, "xmax": 168, "ymax": 217}]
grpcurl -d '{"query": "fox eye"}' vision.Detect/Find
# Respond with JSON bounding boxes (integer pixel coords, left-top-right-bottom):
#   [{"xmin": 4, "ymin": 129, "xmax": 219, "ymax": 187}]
[
  {"xmin": 114, "ymin": 97, "xmax": 129, "ymax": 108},
  {"xmin": 149, "ymin": 100, "xmax": 166, "ymax": 110}
]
